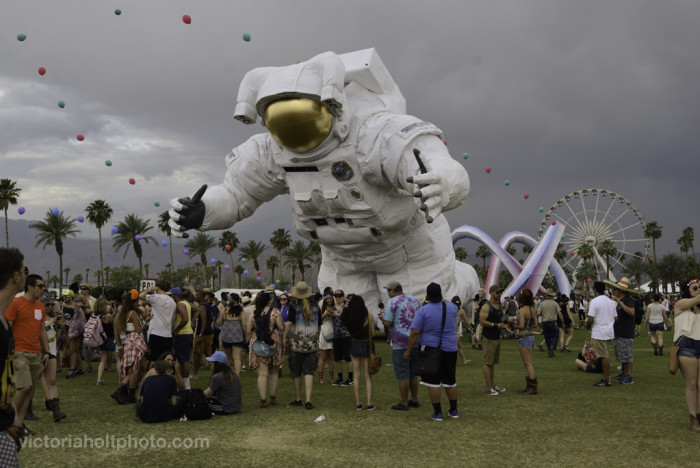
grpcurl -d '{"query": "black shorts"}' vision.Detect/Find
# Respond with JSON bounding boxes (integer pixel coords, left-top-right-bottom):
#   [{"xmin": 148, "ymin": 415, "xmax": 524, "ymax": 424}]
[
  {"xmin": 333, "ymin": 337, "xmax": 351, "ymax": 362},
  {"xmin": 221, "ymin": 340, "xmax": 246, "ymax": 350},
  {"xmin": 350, "ymin": 340, "xmax": 370, "ymax": 358},
  {"xmin": 419, "ymin": 349, "xmax": 457, "ymax": 388},
  {"xmin": 173, "ymin": 334, "xmax": 194, "ymax": 363},
  {"xmin": 148, "ymin": 335, "xmax": 174, "ymax": 360},
  {"xmin": 288, "ymin": 351, "xmax": 318, "ymax": 377}
]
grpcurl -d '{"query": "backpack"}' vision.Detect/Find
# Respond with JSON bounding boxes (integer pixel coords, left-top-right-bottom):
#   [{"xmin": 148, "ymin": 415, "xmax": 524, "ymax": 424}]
[
  {"xmin": 84, "ymin": 314, "xmax": 106, "ymax": 348},
  {"xmin": 185, "ymin": 388, "xmax": 212, "ymax": 420}
]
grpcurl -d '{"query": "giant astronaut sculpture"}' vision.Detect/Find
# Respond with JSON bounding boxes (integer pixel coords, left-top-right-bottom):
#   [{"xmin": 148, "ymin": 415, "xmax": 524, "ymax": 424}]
[{"xmin": 169, "ymin": 48, "xmax": 480, "ymax": 323}]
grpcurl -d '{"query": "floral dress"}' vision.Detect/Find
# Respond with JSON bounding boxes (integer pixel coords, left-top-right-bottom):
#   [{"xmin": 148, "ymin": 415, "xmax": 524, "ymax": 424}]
[{"xmin": 249, "ymin": 308, "xmax": 284, "ymax": 368}]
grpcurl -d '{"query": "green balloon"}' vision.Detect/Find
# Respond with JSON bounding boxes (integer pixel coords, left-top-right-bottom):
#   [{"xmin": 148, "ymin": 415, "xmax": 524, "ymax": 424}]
[
  {"xmin": 504, "ymin": 180, "xmax": 510, "ymax": 186},
  {"xmin": 242, "ymin": 33, "xmax": 251, "ymax": 42},
  {"xmin": 17, "ymin": 34, "xmax": 27, "ymax": 42},
  {"xmin": 114, "ymin": 9, "xmax": 122, "ymax": 15},
  {"xmin": 105, "ymin": 160, "xmax": 112, "ymax": 166},
  {"xmin": 58, "ymin": 101, "xmax": 65, "ymax": 108},
  {"xmin": 462, "ymin": 153, "xmax": 469, "ymax": 160}
]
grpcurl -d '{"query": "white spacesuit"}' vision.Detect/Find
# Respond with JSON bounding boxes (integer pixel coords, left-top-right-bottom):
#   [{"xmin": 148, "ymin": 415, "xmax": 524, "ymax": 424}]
[{"xmin": 170, "ymin": 49, "xmax": 479, "ymax": 323}]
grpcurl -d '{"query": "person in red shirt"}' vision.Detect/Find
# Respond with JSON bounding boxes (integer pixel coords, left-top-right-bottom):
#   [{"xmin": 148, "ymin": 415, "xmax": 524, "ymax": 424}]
[{"xmin": 5, "ymin": 274, "xmax": 50, "ymax": 434}]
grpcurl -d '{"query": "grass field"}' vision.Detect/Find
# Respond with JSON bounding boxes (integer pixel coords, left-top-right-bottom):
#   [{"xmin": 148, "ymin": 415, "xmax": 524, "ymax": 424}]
[{"xmin": 18, "ymin": 329, "xmax": 699, "ymax": 467}]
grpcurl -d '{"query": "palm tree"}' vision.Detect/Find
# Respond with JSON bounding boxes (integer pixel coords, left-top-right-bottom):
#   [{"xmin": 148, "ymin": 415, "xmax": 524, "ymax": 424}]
[
  {"xmin": 266, "ymin": 255, "xmax": 280, "ymax": 283},
  {"xmin": 657, "ymin": 253, "xmax": 684, "ymax": 294},
  {"xmin": 85, "ymin": 200, "xmax": 113, "ymax": 281},
  {"xmin": 112, "ymin": 214, "xmax": 156, "ymax": 277},
  {"xmin": 554, "ymin": 245, "xmax": 567, "ymax": 264},
  {"xmin": 64, "ymin": 268, "xmax": 70, "ymax": 286},
  {"xmin": 144, "ymin": 264, "xmax": 150, "ymax": 278},
  {"xmin": 104, "ymin": 266, "xmax": 111, "ymax": 286},
  {"xmin": 308, "ymin": 241, "xmax": 322, "ymax": 274},
  {"xmin": 234, "ymin": 264, "xmax": 244, "ymax": 288},
  {"xmin": 0, "ymin": 179, "xmax": 21, "ymax": 247},
  {"xmin": 284, "ymin": 240, "xmax": 313, "ymax": 282},
  {"xmin": 85, "ymin": 268, "xmax": 90, "ymax": 285},
  {"xmin": 270, "ymin": 228, "xmax": 292, "ymax": 279},
  {"xmin": 158, "ymin": 211, "xmax": 175, "ymax": 273},
  {"xmin": 454, "ymin": 246, "xmax": 468, "ymax": 262},
  {"xmin": 219, "ymin": 231, "xmax": 239, "ymax": 272},
  {"xmin": 215, "ymin": 260, "xmax": 224, "ymax": 289},
  {"xmin": 683, "ymin": 227, "xmax": 696, "ymax": 261},
  {"xmin": 240, "ymin": 240, "xmax": 268, "ymax": 273},
  {"xmin": 30, "ymin": 210, "xmax": 80, "ymax": 290},
  {"xmin": 644, "ymin": 221, "xmax": 663, "ymax": 293},
  {"xmin": 597, "ymin": 240, "xmax": 618, "ymax": 280},
  {"xmin": 49, "ymin": 274, "xmax": 60, "ymax": 288},
  {"xmin": 475, "ymin": 245, "xmax": 491, "ymax": 272},
  {"xmin": 185, "ymin": 232, "xmax": 217, "ymax": 266}
]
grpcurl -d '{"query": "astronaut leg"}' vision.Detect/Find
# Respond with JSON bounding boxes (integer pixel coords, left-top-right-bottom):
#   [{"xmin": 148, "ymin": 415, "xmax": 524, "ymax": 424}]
[{"xmin": 317, "ymin": 262, "xmax": 383, "ymax": 329}]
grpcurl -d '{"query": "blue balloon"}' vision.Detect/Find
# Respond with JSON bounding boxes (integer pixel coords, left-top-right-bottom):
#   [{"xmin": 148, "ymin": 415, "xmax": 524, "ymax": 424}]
[
  {"xmin": 211, "ymin": 258, "xmax": 217, "ymax": 264},
  {"xmin": 111, "ymin": 227, "xmax": 118, "ymax": 234},
  {"xmin": 52, "ymin": 208, "xmax": 59, "ymax": 216},
  {"xmin": 243, "ymin": 269, "xmax": 249, "ymax": 275},
  {"xmin": 162, "ymin": 241, "xmax": 168, "ymax": 247}
]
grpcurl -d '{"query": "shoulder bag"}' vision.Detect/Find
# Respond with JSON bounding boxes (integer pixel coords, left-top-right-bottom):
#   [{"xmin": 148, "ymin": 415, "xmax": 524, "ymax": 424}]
[
  {"xmin": 367, "ymin": 317, "xmax": 382, "ymax": 375},
  {"xmin": 669, "ymin": 337, "xmax": 681, "ymax": 375},
  {"xmin": 411, "ymin": 303, "xmax": 446, "ymax": 379}
]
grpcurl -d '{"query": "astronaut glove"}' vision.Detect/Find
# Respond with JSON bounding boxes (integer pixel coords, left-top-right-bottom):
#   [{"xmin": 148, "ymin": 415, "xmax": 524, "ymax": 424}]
[
  {"xmin": 410, "ymin": 172, "xmax": 450, "ymax": 223},
  {"xmin": 168, "ymin": 184, "xmax": 207, "ymax": 239}
]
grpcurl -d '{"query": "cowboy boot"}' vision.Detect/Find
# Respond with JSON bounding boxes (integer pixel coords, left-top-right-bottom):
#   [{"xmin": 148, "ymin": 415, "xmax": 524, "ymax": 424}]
[
  {"xmin": 51, "ymin": 398, "xmax": 67, "ymax": 422},
  {"xmin": 127, "ymin": 388, "xmax": 137, "ymax": 404},
  {"xmin": 111, "ymin": 384, "xmax": 128, "ymax": 405},
  {"xmin": 652, "ymin": 343, "xmax": 658, "ymax": 355},
  {"xmin": 690, "ymin": 414, "xmax": 700, "ymax": 432},
  {"xmin": 659, "ymin": 345, "xmax": 663, "ymax": 356},
  {"xmin": 25, "ymin": 400, "xmax": 38, "ymax": 420},
  {"xmin": 524, "ymin": 378, "xmax": 538, "ymax": 395}
]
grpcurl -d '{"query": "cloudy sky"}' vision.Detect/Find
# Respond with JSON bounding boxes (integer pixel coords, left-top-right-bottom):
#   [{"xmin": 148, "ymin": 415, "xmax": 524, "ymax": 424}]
[{"xmin": 2, "ymin": 0, "xmax": 698, "ymax": 271}]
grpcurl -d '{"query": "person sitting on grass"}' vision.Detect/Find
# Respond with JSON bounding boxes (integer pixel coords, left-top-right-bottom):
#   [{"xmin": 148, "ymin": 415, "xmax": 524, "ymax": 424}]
[
  {"xmin": 574, "ymin": 337, "xmax": 603, "ymax": 374},
  {"xmin": 141, "ymin": 352, "xmax": 185, "ymax": 392},
  {"xmin": 136, "ymin": 359, "xmax": 180, "ymax": 423},
  {"xmin": 203, "ymin": 351, "xmax": 241, "ymax": 415}
]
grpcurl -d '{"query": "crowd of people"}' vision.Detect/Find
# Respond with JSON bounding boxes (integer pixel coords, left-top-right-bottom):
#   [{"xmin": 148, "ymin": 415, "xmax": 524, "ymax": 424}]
[{"xmin": 1, "ymin": 246, "xmax": 699, "ymax": 468}]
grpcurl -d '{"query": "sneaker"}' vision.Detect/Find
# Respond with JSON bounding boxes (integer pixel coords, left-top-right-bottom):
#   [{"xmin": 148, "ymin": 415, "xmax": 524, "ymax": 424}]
[
  {"xmin": 366, "ymin": 405, "xmax": 376, "ymax": 411},
  {"xmin": 342, "ymin": 379, "xmax": 353, "ymax": 386},
  {"xmin": 621, "ymin": 375, "xmax": 634, "ymax": 385},
  {"xmin": 391, "ymin": 403, "xmax": 410, "ymax": 411},
  {"xmin": 432, "ymin": 413, "xmax": 444, "ymax": 421},
  {"xmin": 485, "ymin": 387, "xmax": 499, "ymax": 396},
  {"xmin": 407, "ymin": 400, "xmax": 420, "ymax": 408},
  {"xmin": 448, "ymin": 409, "xmax": 459, "ymax": 419},
  {"xmin": 86, "ymin": 366, "xmax": 93, "ymax": 373},
  {"xmin": 593, "ymin": 379, "xmax": 611, "ymax": 387},
  {"xmin": 613, "ymin": 374, "xmax": 624, "ymax": 383},
  {"xmin": 65, "ymin": 370, "xmax": 76, "ymax": 379},
  {"xmin": 332, "ymin": 378, "xmax": 342, "ymax": 386},
  {"xmin": 356, "ymin": 404, "xmax": 364, "ymax": 411},
  {"xmin": 289, "ymin": 400, "xmax": 303, "ymax": 407},
  {"xmin": 23, "ymin": 424, "xmax": 35, "ymax": 437},
  {"xmin": 304, "ymin": 402, "xmax": 314, "ymax": 410},
  {"xmin": 74, "ymin": 369, "xmax": 84, "ymax": 376},
  {"xmin": 494, "ymin": 386, "xmax": 506, "ymax": 393},
  {"xmin": 96, "ymin": 380, "xmax": 104, "ymax": 386}
]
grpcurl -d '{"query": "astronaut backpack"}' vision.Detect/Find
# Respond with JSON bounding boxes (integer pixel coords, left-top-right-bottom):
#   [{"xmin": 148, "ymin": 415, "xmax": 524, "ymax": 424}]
[{"xmin": 84, "ymin": 314, "xmax": 106, "ymax": 348}]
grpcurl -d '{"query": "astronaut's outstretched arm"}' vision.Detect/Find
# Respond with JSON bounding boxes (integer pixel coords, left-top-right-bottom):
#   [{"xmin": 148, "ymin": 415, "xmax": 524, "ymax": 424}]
[
  {"xmin": 400, "ymin": 135, "xmax": 469, "ymax": 222},
  {"xmin": 169, "ymin": 134, "xmax": 287, "ymax": 237}
]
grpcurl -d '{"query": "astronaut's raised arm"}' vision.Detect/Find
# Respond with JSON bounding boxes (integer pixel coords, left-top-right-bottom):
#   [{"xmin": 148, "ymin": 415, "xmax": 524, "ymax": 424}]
[{"xmin": 199, "ymin": 134, "xmax": 288, "ymax": 231}]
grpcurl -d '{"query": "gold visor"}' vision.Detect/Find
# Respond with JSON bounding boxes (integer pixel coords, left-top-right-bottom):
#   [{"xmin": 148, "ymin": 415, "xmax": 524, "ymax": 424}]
[{"xmin": 265, "ymin": 98, "xmax": 333, "ymax": 153}]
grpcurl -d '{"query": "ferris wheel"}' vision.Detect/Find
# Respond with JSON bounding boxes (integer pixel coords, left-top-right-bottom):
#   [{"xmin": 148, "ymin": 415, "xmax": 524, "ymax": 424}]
[{"xmin": 537, "ymin": 188, "xmax": 649, "ymax": 281}]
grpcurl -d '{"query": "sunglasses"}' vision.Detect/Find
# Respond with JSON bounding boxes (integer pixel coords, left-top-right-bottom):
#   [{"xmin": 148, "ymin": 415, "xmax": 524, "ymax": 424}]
[{"xmin": 80, "ymin": 287, "xmax": 90, "ymax": 290}]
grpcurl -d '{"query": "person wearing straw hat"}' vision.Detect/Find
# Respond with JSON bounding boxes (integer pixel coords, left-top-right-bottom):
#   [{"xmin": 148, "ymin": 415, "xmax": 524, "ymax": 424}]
[
  {"xmin": 604, "ymin": 277, "xmax": 638, "ymax": 385},
  {"xmin": 283, "ymin": 282, "xmax": 321, "ymax": 410}
]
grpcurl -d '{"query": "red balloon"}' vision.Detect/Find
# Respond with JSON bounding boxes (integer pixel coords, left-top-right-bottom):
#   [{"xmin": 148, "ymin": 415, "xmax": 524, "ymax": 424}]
[
  {"xmin": 485, "ymin": 166, "xmax": 492, "ymax": 174},
  {"xmin": 523, "ymin": 193, "xmax": 530, "ymax": 199},
  {"xmin": 570, "ymin": 251, "xmax": 575, "ymax": 256},
  {"xmin": 76, "ymin": 134, "xmax": 85, "ymax": 141},
  {"xmin": 182, "ymin": 14, "xmax": 191, "ymax": 24},
  {"xmin": 257, "ymin": 270, "xmax": 262, "ymax": 275},
  {"xmin": 38, "ymin": 67, "xmax": 46, "ymax": 76},
  {"xmin": 129, "ymin": 178, "xmax": 136, "ymax": 185},
  {"xmin": 551, "ymin": 221, "xmax": 557, "ymax": 225}
]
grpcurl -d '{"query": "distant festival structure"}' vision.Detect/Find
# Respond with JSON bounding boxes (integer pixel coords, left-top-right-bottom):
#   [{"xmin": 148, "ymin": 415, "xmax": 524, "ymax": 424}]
[
  {"xmin": 453, "ymin": 224, "xmax": 572, "ymax": 299},
  {"xmin": 537, "ymin": 188, "xmax": 648, "ymax": 283}
]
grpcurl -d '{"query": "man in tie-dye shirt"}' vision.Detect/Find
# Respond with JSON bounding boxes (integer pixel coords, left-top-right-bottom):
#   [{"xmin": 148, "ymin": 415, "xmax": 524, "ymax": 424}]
[{"xmin": 382, "ymin": 281, "xmax": 421, "ymax": 411}]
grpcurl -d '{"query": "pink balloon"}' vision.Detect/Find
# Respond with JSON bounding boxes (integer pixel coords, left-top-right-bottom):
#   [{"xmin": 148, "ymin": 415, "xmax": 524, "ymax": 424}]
[
  {"xmin": 225, "ymin": 244, "xmax": 231, "ymax": 251},
  {"xmin": 182, "ymin": 14, "xmax": 191, "ymax": 24},
  {"xmin": 587, "ymin": 278, "xmax": 592, "ymax": 283},
  {"xmin": 38, "ymin": 67, "xmax": 46, "ymax": 76},
  {"xmin": 76, "ymin": 134, "xmax": 85, "ymax": 141},
  {"xmin": 485, "ymin": 166, "xmax": 492, "ymax": 174},
  {"xmin": 523, "ymin": 194, "xmax": 529, "ymax": 199},
  {"xmin": 128, "ymin": 178, "xmax": 136, "ymax": 185}
]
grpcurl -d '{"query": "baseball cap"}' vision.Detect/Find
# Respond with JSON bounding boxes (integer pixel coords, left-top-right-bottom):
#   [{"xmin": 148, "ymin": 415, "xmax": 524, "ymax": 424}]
[
  {"xmin": 206, "ymin": 351, "xmax": 228, "ymax": 364},
  {"xmin": 333, "ymin": 289, "xmax": 345, "ymax": 297},
  {"xmin": 383, "ymin": 281, "xmax": 402, "ymax": 291},
  {"xmin": 62, "ymin": 289, "xmax": 75, "ymax": 297},
  {"xmin": 489, "ymin": 284, "xmax": 503, "ymax": 293},
  {"xmin": 169, "ymin": 287, "xmax": 183, "ymax": 297}
]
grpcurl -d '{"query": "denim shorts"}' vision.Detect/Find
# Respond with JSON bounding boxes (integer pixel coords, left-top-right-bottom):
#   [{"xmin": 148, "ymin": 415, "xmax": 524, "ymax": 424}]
[
  {"xmin": 98, "ymin": 336, "xmax": 116, "ymax": 352},
  {"xmin": 392, "ymin": 348, "xmax": 415, "ymax": 381},
  {"xmin": 518, "ymin": 335, "xmax": 535, "ymax": 349},
  {"xmin": 678, "ymin": 337, "xmax": 700, "ymax": 358},
  {"xmin": 648, "ymin": 322, "xmax": 665, "ymax": 333}
]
